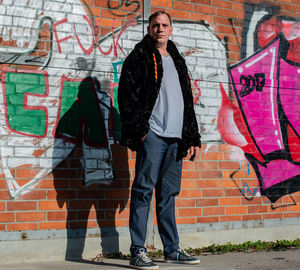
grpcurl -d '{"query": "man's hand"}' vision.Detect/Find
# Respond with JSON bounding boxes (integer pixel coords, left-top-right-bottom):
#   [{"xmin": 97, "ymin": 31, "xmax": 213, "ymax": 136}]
[
  {"xmin": 140, "ymin": 134, "xmax": 147, "ymax": 142},
  {"xmin": 189, "ymin": 146, "xmax": 200, "ymax": 161}
]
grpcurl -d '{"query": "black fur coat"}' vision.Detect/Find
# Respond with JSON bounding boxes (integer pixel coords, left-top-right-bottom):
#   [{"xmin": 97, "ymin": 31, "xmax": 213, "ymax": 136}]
[{"xmin": 118, "ymin": 34, "xmax": 201, "ymax": 159}]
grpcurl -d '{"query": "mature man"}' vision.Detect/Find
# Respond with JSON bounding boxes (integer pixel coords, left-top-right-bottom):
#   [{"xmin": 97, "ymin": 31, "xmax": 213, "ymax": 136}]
[{"xmin": 118, "ymin": 11, "xmax": 201, "ymax": 269}]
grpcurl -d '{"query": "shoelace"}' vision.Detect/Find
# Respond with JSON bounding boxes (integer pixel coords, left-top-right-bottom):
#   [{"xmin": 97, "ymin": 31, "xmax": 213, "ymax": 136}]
[
  {"xmin": 137, "ymin": 250, "xmax": 152, "ymax": 263},
  {"xmin": 177, "ymin": 248, "xmax": 189, "ymax": 257}
]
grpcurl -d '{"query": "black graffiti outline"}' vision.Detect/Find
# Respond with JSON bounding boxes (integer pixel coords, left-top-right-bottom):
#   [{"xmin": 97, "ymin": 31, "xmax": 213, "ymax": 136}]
[
  {"xmin": 107, "ymin": 0, "xmax": 141, "ymax": 17},
  {"xmin": 239, "ymin": 73, "xmax": 265, "ymax": 97},
  {"xmin": 230, "ymin": 168, "xmax": 296, "ymax": 210}
]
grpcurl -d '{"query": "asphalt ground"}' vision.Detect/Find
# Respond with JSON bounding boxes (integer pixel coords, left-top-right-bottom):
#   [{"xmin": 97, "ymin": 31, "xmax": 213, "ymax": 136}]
[{"xmin": 1, "ymin": 248, "xmax": 299, "ymax": 270}]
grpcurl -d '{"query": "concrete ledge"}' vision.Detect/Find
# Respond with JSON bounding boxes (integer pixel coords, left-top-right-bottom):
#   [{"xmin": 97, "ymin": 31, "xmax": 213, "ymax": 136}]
[{"xmin": 1, "ymin": 219, "xmax": 300, "ymax": 264}]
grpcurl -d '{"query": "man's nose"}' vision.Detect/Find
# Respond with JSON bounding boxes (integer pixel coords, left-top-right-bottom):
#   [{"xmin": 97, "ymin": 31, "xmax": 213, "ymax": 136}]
[{"xmin": 157, "ymin": 24, "xmax": 163, "ymax": 31}]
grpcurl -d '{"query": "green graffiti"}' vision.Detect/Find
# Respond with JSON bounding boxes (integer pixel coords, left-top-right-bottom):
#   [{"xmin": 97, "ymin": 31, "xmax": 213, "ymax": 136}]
[
  {"xmin": 112, "ymin": 60, "xmax": 124, "ymax": 142},
  {"xmin": 56, "ymin": 78, "xmax": 107, "ymax": 146},
  {"xmin": 5, "ymin": 72, "xmax": 47, "ymax": 136}
]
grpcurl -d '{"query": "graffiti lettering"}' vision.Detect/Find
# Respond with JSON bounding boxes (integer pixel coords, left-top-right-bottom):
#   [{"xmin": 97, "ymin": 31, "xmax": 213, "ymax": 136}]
[
  {"xmin": 107, "ymin": 0, "xmax": 141, "ymax": 17},
  {"xmin": 53, "ymin": 16, "xmax": 137, "ymax": 58},
  {"xmin": 2, "ymin": 68, "xmax": 49, "ymax": 138},
  {"xmin": 239, "ymin": 73, "xmax": 265, "ymax": 97}
]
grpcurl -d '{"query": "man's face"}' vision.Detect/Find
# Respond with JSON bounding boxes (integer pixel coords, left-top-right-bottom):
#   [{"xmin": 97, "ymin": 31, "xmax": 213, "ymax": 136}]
[{"xmin": 147, "ymin": 14, "xmax": 173, "ymax": 47}]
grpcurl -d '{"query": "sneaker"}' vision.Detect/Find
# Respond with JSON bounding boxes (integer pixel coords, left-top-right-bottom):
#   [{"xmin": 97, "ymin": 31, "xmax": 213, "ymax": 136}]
[
  {"xmin": 164, "ymin": 248, "xmax": 200, "ymax": 264},
  {"xmin": 129, "ymin": 249, "xmax": 159, "ymax": 269}
]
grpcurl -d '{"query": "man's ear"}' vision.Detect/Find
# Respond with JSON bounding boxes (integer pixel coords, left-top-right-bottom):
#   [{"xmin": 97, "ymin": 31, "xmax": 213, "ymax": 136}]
[
  {"xmin": 147, "ymin": 25, "xmax": 150, "ymax": 34},
  {"xmin": 170, "ymin": 26, "xmax": 173, "ymax": 36}
]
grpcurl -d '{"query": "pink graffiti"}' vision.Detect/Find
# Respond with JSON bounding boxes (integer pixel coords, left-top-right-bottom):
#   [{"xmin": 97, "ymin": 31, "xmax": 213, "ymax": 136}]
[
  {"xmin": 220, "ymin": 34, "xmax": 300, "ymax": 202},
  {"xmin": 257, "ymin": 16, "xmax": 300, "ymax": 63}
]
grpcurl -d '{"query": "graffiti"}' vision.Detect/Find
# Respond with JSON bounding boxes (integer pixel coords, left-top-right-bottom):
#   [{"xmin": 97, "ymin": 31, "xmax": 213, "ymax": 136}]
[
  {"xmin": 230, "ymin": 163, "xmax": 297, "ymax": 210},
  {"xmin": 219, "ymin": 1, "xmax": 300, "ymax": 203},
  {"xmin": 0, "ymin": 0, "xmax": 228, "ymax": 199},
  {"xmin": 239, "ymin": 73, "xmax": 265, "ymax": 97},
  {"xmin": 107, "ymin": 0, "xmax": 141, "ymax": 17}
]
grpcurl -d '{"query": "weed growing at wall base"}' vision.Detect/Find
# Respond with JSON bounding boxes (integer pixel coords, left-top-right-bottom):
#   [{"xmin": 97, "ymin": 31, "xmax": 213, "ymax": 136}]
[
  {"xmin": 97, "ymin": 239, "xmax": 300, "ymax": 259},
  {"xmin": 145, "ymin": 239, "xmax": 300, "ymax": 258}
]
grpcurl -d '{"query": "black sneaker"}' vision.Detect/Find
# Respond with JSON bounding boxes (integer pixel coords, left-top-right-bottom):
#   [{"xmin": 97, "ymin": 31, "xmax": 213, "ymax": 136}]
[
  {"xmin": 129, "ymin": 249, "xmax": 159, "ymax": 269},
  {"xmin": 164, "ymin": 248, "xmax": 200, "ymax": 264}
]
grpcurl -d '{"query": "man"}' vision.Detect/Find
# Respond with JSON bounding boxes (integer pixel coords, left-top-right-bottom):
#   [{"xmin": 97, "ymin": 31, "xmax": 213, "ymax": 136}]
[{"xmin": 118, "ymin": 11, "xmax": 201, "ymax": 269}]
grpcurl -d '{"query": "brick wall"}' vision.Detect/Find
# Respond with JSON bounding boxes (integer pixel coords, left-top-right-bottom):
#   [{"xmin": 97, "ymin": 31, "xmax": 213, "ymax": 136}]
[{"xmin": 1, "ymin": 0, "xmax": 300, "ymax": 256}]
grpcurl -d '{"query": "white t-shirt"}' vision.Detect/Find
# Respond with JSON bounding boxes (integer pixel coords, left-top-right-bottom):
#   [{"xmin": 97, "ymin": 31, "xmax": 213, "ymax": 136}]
[{"xmin": 149, "ymin": 55, "xmax": 184, "ymax": 138}]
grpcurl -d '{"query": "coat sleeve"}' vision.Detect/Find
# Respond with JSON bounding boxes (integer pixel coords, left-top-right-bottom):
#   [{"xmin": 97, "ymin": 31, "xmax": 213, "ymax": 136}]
[{"xmin": 118, "ymin": 51, "xmax": 149, "ymax": 147}]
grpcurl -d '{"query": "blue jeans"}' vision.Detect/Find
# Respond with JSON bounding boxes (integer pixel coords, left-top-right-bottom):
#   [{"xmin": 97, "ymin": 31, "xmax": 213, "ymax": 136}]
[{"xmin": 129, "ymin": 129, "xmax": 182, "ymax": 256}]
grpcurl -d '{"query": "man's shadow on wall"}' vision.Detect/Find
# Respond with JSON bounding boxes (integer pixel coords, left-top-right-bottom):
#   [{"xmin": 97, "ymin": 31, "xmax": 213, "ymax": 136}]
[{"xmin": 52, "ymin": 77, "xmax": 130, "ymax": 261}]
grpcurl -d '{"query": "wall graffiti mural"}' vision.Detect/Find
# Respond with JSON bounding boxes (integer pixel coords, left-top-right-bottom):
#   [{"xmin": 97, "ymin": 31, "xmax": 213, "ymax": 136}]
[
  {"xmin": 0, "ymin": 0, "xmax": 227, "ymax": 199},
  {"xmin": 219, "ymin": 3, "xmax": 300, "ymax": 203}
]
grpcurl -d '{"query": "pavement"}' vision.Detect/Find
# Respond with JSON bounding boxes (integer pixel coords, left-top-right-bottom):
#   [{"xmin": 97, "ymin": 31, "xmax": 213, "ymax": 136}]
[{"xmin": 1, "ymin": 249, "xmax": 299, "ymax": 270}]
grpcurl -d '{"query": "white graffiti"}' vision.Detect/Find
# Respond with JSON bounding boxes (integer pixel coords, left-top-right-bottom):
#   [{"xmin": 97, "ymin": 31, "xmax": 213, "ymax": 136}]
[{"xmin": 0, "ymin": 1, "xmax": 227, "ymax": 199}]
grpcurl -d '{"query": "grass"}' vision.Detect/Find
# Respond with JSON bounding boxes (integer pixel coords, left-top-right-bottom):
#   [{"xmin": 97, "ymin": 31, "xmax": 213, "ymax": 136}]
[
  {"xmin": 148, "ymin": 239, "xmax": 300, "ymax": 257},
  {"xmin": 100, "ymin": 239, "xmax": 300, "ymax": 259}
]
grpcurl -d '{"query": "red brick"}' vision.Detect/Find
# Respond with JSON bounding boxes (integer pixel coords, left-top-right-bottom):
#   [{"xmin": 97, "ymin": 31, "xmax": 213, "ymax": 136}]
[
  {"xmin": 178, "ymin": 207, "xmax": 202, "ymax": 217},
  {"xmin": 219, "ymin": 161, "xmax": 240, "ymax": 170},
  {"xmin": 47, "ymin": 211, "xmax": 68, "ymax": 221},
  {"xmin": 39, "ymin": 179, "xmax": 55, "ymax": 189},
  {"xmin": 224, "ymin": 188, "xmax": 241, "ymax": 197},
  {"xmin": 152, "ymin": 0, "xmax": 172, "ymax": 8},
  {"xmin": 219, "ymin": 197, "xmax": 240, "ymax": 206},
  {"xmin": 176, "ymin": 217, "xmax": 196, "ymax": 224},
  {"xmin": 241, "ymin": 197, "xmax": 263, "ymax": 205},
  {"xmin": 212, "ymin": 0, "xmax": 232, "ymax": 9},
  {"xmin": 7, "ymin": 223, "xmax": 38, "ymax": 231},
  {"xmin": 197, "ymin": 180, "xmax": 219, "ymax": 188},
  {"xmin": 0, "ymin": 190, "xmax": 10, "ymax": 200},
  {"xmin": 0, "ymin": 179, "xmax": 7, "ymax": 189},
  {"xmin": 195, "ymin": 4, "xmax": 215, "ymax": 15},
  {"xmin": 94, "ymin": 0, "xmax": 106, "ymax": 6},
  {"xmin": 16, "ymin": 212, "xmax": 46, "ymax": 222},
  {"xmin": 191, "ymin": 0, "xmax": 211, "ymax": 4},
  {"xmin": 182, "ymin": 160, "xmax": 195, "ymax": 170},
  {"xmin": 173, "ymin": 1, "xmax": 194, "ymax": 11},
  {"xmin": 220, "ymin": 179, "xmax": 237, "ymax": 188},
  {"xmin": 284, "ymin": 212, "xmax": 300, "ymax": 218},
  {"xmin": 196, "ymin": 198, "xmax": 218, "ymax": 207},
  {"xmin": 0, "ymin": 213, "xmax": 14, "ymax": 222},
  {"xmin": 19, "ymin": 190, "xmax": 47, "ymax": 200},
  {"xmin": 0, "ymin": 224, "xmax": 5, "ymax": 230},
  {"xmin": 176, "ymin": 199, "xmax": 196, "ymax": 207},
  {"xmin": 181, "ymin": 171, "xmax": 201, "ymax": 179},
  {"xmin": 202, "ymin": 189, "xmax": 223, "ymax": 197},
  {"xmin": 167, "ymin": 9, "xmax": 190, "ymax": 20},
  {"xmin": 226, "ymin": 206, "xmax": 247, "ymax": 215},
  {"xmin": 242, "ymin": 214, "xmax": 262, "ymax": 221},
  {"xmin": 195, "ymin": 161, "xmax": 218, "ymax": 170},
  {"xmin": 203, "ymin": 207, "xmax": 225, "ymax": 216},
  {"xmin": 181, "ymin": 180, "xmax": 196, "ymax": 189},
  {"xmin": 39, "ymin": 201, "xmax": 66, "ymax": 211},
  {"xmin": 263, "ymin": 213, "xmax": 283, "ymax": 220},
  {"xmin": 196, "ymin": 216, "xmax": 219, "ymax": 223},
  {"xmin": 40, "ymin": 222, "xmax": 66, "ymax": 230},
  {"xmin": 201, "ymin": 170, "xmax": 223, "ymax": 179},
  {"xmin": 179, "ymin": 189, "xmax": 201, "ymax": 198},
  {"xmin": 7, "ymin": 201, "xmax": 37, "ymax": 211},
  {"xmin": 247, "ymin": 205, "xmax": 268, "ymax": 214},
  {"xmin": 201, "ymin": 152, "xmax": 223, "ymax": 160},
  {"xmin": 0, "ymin": 202, "xmax": 5, "ymax": 211},
  {"xmin": 220, "ymin": 215, "xmax": 241, "ymax": 222}
]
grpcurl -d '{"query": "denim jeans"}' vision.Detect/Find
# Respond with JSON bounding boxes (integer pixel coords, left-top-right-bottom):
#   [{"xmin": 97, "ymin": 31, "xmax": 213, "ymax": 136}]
[{"xmin": 129, "ymin": 129, "xmax": 182, "ymax": 256}]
